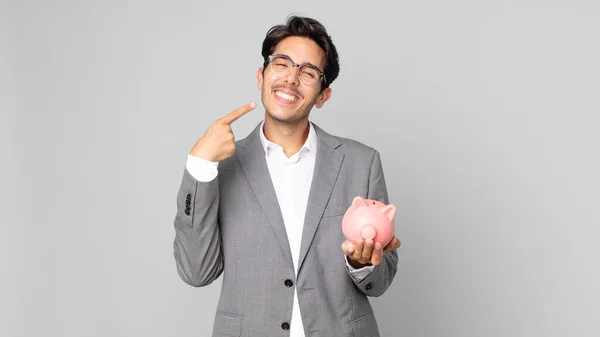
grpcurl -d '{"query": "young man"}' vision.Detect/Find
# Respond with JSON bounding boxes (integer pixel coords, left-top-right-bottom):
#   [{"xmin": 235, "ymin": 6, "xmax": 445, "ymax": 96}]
[{"xmin": 173, "ymin": 16, "xmax": 400, "ymax": 337}]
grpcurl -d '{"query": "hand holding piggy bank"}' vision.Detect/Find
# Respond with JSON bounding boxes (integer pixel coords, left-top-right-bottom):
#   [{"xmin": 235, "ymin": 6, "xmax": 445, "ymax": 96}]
[{"xmin": 342, "ymin": 196, "xmax": 396, "ymax": 247}]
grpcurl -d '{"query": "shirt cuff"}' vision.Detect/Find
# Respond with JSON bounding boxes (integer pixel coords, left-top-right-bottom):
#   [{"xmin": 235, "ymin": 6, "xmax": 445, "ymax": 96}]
[
  {"xmin": 345, "ymin": 255, "xmax": 375, "ymax": 282},
  {"xmin": 186, "ymin": 154, "xmax": 219, "ymax": 182}
]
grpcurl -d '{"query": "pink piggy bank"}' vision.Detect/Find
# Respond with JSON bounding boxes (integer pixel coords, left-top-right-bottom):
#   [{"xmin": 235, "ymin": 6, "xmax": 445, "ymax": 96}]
[{"xmin": 341, "ymin": 196, "xmax": 396, "ymax": 247}]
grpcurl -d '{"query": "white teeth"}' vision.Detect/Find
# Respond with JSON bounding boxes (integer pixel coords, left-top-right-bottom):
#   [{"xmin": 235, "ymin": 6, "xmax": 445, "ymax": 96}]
[{"xmin": 276, "ymin": 91, "xmax": 297, "ymax": 101}]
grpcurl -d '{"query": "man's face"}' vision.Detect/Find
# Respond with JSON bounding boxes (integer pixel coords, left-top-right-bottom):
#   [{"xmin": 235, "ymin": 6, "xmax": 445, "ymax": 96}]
[{"xmin": 257, "ymin": 36, "xmax": 332, "ymax": 124}]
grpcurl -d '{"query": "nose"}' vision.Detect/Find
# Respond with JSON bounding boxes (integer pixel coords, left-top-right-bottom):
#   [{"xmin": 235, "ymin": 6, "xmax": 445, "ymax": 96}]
[{"xmin": 283, "ymin": 65, "xmax": 300, "ymax": 86}]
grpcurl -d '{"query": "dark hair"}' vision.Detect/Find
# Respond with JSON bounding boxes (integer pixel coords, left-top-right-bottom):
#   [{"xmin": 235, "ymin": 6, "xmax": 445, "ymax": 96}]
[{"xmin": 261, "ymin": 16, "xmax": 340, "ymax": 92}]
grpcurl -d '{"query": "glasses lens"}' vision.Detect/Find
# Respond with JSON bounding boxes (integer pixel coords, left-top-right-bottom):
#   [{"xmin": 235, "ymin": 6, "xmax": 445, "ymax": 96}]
[
  {"xmin": 298, "ymin": 66, "xmax": 320, "ymax": 85},
  {"xmin": 270, "ymin": 56, "xmax": 322, "ymax": 85},
  {"xmin": 271, "ymin": 56, "xmax": 292, "ymax": 76}
]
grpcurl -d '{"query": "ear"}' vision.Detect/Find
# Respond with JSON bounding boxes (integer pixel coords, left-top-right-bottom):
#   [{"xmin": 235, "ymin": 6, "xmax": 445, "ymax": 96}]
[
  {"xmin": 257, "ymin": 67, "xmax": 264, "ymax": 91},
  {"xmin": 314, "ymin": 87, "xmax": 332, "ymax": 108},
  {"xmin": 351, "ymin": 196, "xmax": 368, "ymax": 210},
  {"xmin": 381, "ymin": 204, "xmax": 396, "ymax": 220}
]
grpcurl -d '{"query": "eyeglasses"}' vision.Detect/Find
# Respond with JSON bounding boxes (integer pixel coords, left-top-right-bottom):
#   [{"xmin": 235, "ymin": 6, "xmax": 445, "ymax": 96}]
[{"xmin": 267, "ymin": 54, "xmax": 326, "ymax": 86}]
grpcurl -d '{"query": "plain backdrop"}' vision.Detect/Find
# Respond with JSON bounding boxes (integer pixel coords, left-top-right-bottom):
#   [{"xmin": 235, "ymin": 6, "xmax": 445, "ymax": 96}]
[{"xmin": 1, "ymin": 0, "xmax": 599, "ymax": 336}]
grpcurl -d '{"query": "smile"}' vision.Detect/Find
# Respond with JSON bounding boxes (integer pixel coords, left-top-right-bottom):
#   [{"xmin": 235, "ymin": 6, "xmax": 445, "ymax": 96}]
[{"xmin": 274, "ymin": 90, "xmax": 300, "ymax": 103}]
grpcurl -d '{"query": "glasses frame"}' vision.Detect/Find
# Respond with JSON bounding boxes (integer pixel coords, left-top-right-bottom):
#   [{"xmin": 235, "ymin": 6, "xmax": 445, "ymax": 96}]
[{"xmin": 267, "ymin": 54, "xmax": 327, "ymax": 86}]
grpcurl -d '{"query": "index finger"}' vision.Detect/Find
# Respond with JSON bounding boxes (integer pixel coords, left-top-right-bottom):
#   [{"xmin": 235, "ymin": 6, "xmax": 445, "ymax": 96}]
[
  {"xmin": 341, "ymin": 240, "xmax": 355, "ymax": 255},
  {"xmin": 220, "ymin": 102, "xmax": 256, "ymax": 124}
]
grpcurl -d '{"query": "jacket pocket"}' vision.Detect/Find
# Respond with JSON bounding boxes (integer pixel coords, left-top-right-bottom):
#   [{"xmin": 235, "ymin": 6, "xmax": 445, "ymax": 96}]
[
  {"xmin": 213, "ymin": 311, "xmax": 242, "ymax": 337},
  {"xmin": 349, "ymin": 312, "xmax": 379, "ymax": 337},
  {"xmin": 322, "ymin": 205, "xmax": 347, "ymax": 218}
]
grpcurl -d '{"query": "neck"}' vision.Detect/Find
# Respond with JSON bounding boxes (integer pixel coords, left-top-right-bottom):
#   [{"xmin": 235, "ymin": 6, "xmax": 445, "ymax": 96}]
[{"xmin": 263, "ymin": 113, "xmax": 309, "ymax": 157}]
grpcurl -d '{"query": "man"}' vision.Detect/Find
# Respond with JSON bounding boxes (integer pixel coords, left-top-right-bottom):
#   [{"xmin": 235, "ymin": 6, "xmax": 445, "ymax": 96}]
[{"xmin": 173, "ymin": 16, "xmax": 400, "ymax": 337}]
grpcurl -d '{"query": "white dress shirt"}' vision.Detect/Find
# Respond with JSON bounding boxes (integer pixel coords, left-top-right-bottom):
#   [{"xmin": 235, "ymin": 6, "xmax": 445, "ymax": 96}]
[{"xmin": 185, "ymin": 121, "xmax": 373, "ymax": 337}]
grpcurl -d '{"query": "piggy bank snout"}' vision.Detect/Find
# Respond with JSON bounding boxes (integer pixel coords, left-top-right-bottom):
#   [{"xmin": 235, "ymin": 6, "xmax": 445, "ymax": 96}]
[{"xmin": 361, "ymin": 226, "xmax": 376, "ymax": 240}]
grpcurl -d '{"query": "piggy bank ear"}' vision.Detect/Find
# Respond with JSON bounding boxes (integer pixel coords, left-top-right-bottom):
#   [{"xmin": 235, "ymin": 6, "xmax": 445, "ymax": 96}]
[
  {"xmin": 351, "ymin": 196, "xmax": 368, "ymax": 210},
  {"xmin": 381, "ymin": 204, "xmax": 396, "ymax": 220}
]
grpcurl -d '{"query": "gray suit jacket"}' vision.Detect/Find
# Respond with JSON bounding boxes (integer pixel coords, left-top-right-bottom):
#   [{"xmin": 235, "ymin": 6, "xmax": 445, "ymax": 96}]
[{"xmin": 173, "ymin": 122, "xmax": 398, "ymax": 337}]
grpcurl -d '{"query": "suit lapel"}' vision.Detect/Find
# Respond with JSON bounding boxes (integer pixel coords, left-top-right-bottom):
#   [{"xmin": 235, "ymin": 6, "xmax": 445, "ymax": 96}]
[
  {"xmin": 297, "ymin": 124, "xmax": 344, "ymax": 272},
  {"xmin": 236, "ymin": 124, "xmax": 293, "ymax": 266}
]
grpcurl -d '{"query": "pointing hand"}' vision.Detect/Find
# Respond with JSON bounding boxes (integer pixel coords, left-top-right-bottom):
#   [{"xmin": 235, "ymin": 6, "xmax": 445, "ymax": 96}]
[{"xmin": 189, "ymin": 102, "xmax": 256, "ymax": 162}]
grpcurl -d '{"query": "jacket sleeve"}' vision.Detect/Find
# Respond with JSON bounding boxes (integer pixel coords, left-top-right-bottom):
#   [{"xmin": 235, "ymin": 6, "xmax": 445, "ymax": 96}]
[
  {"xmin": 347, "ymin": 149, "xmax": 399, "ymax": 297},
  {"xmin": 173, "ymin": 168, "xmax": 223, "ymax": 287}
]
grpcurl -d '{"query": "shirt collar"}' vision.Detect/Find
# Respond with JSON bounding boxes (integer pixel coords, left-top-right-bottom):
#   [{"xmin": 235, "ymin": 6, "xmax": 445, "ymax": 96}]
[{"xmin": 259, "ymin": 121, "xmax": 318, "ymax": 158}]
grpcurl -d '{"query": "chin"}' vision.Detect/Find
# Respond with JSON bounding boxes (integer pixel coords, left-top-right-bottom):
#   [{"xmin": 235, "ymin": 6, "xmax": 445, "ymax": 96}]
[
  {"xmin": 268, "ymin": 111, "xmax": 297, "ymax": 123},
  {"xmin": 266, "ymin": 109, "xmax": 306, "ymax": 124}
]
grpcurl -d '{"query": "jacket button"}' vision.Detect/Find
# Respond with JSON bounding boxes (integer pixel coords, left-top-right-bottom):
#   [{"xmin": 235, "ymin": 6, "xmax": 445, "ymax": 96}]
[
  {"xmin": 284, "ymin": 279, "xmax": 293, "ymax": 287},
  {"xmin": 186, "ymin": 194, "xmax": 191, "ymax": 200},
  {"xmin": 281, "ymin": 322, "xmax": 290, "ymax": 330},
  {"xmin": 365, "ymin": 282, "xmax": 373, "ymax": 290},
  {"xmin": 184, "ymin": 209, "xmax": 190, "ymax": 216}
]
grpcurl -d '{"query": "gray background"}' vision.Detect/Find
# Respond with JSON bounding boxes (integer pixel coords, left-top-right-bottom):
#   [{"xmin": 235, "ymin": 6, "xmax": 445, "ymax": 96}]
[{"xmin": 1, "ymin": 0, "xmax": 599, "ymax": 336}]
